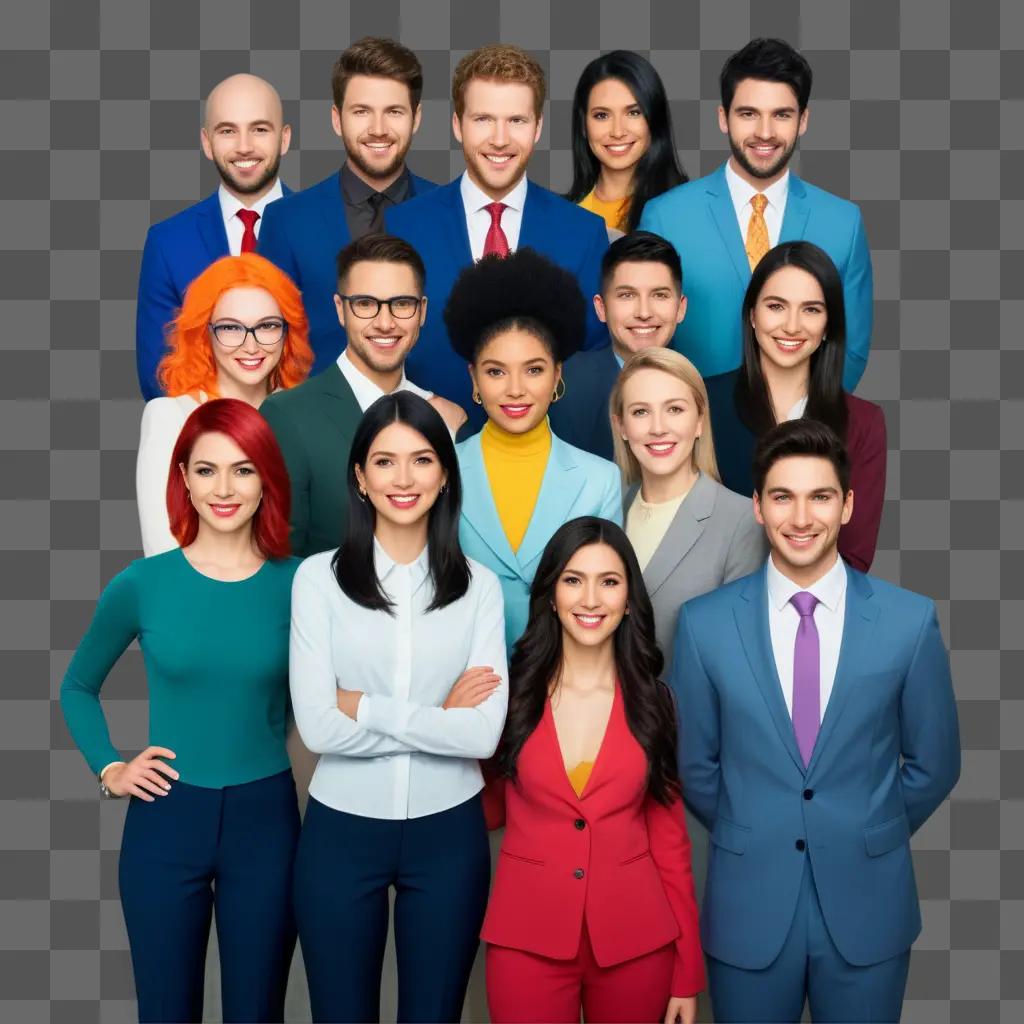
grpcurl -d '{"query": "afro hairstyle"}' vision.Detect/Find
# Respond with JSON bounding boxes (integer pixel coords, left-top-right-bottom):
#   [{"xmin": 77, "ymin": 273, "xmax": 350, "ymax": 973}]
[{"xmin": 443, "ymin": 248, "xmax": 587, "ymax": 363}]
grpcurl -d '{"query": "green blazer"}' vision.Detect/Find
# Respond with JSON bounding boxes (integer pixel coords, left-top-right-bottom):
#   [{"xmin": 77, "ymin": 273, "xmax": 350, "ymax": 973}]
[{"xmin": 261, "ymin": 363, "xmax": 363, "ymax": 558}]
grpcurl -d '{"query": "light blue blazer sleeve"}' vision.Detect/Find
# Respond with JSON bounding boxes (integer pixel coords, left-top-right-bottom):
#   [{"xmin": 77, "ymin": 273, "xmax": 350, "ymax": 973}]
[{"xmin": 842, "ymin": 210, "xmax": 873, "ymax": 392}]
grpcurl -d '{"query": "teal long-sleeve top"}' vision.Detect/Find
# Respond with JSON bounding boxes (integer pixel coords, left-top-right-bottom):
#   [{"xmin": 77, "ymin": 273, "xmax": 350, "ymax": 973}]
[{"xmin": 60, "ymin": 548, "xmax": 300, "ymax": 789}]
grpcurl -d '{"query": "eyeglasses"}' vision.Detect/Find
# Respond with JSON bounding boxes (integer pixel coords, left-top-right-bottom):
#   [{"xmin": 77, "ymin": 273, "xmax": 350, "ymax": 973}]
[
  {"xmin": 338, "ymin": 294, "xmax": 423, "ymax": 320},
  {"xmin": 209, "ymin": 319, "xmax": 288, "ymax": 348}
]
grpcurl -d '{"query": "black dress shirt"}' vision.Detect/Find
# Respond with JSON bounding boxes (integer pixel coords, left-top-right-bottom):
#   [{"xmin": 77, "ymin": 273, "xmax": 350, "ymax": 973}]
[{"xmin": 340, "ymin": 163, "xmax": 411, "ymax": 238}]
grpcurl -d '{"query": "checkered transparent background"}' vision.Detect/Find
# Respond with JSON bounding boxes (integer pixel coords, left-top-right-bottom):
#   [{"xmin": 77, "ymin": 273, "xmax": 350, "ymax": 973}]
[{"xmin": 1, "ymin": 1, "xmax": 1022, "ymax": 1021}]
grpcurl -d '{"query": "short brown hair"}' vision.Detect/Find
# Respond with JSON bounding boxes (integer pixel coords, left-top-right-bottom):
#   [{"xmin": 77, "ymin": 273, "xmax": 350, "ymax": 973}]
[
  {"xmin": 336, "ymin": 233, "xmax": 426, "ymax": 294},
  {"xmin": 452, "ymin": 44, "xmax": 546, "ymax": 119},
  {"xmin": 331, "ymin": 37, "xmax": 423, "ymax": 111}
]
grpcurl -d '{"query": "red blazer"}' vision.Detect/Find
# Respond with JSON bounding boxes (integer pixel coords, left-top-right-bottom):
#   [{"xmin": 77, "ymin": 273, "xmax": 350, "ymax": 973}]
[{"xmin": 481, "ymin": 686, "xmax": 705, "ymax": 998}]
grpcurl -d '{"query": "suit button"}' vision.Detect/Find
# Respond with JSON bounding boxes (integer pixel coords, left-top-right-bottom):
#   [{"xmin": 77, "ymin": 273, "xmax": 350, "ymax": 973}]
[
  {"xmin": 803, "ymin": 789, "xmax": 814, "ymax": 800},
  {"xmin": 574, "ymin": 868, "xmax": 585, "ymax": 879},
  {"xmin": 795, "ymin": 839, "xmax": 806, "ymax": 852},
  {"xmin": 574, "ymin": 818, "xmax": 586, "ymax": 830}
]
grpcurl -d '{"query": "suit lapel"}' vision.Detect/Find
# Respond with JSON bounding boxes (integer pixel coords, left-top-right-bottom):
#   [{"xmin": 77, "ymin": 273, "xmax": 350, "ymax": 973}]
[
  {"xmin": 706, "ymin": 165, "xmax": 751, "ymax": 288},
  {"xmin": 316, "ymin": 364, "xmax": 363, "ymax": 439},
  {"xmin": 440, "ymin": 178, "xmax": 474, "ymax": 266},
  {"xmin": 805, "ymin": 567, "xmax": 879, "ymax": 776},
  {"xmin": 733, "ymin": 568, "xmax": 806, "ymax": 773},
  {"xmin": 515, "ymin": 434, "xmax": 586, "ymax": 573},
  {"xmin": 779, "ymin": 174, "xmax": 811, "ymax": 242},
  {"xmin": 197, "ymin": 192, "xmax": 230, "ymax": 261},
  {"xmin": 458, "ymin": 433, "xmax": 521, "ymax": 578},
  {"xmin": 519, "ymin": 181, "xmax": 545, "ymax": 251},
  {"xmin": 641, "ymin": 473, "xmax": 716, "ymax": 597}
]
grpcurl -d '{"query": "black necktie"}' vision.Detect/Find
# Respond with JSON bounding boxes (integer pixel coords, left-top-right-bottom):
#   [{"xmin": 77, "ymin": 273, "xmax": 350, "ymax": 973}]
[{"xmin": 366, "ymin": 192, "xmax": 387, "ymax": 236}]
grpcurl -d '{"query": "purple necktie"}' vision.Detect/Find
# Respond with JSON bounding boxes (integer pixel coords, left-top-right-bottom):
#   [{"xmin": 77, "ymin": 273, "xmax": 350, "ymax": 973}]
[{"xmin": 790, "ymin": 591, "xmax": 820, "ymax": 767}]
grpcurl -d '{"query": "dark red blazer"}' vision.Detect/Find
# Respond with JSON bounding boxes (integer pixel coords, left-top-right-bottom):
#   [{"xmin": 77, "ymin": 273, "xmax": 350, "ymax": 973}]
[
  {"xmin": 481, "ymin": 686, "xmax": 705, "ymax": 998},
  {"xmin": 704, "ymin": 371, "xmax": 888, "ymax": 572}
]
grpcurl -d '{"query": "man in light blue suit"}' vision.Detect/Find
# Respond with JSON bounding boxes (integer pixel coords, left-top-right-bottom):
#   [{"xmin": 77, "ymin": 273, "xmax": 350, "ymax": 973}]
[
  {"xmin": 136, "ymin": 74, "xmax": 292, "ymax": 399},
  {"xmin": 386, "ymin": 44, "xmax": 609, "ymax": 426},
  {"xmin": 640, "ymin": 39, "xmax": 872, "ymax": 393},
  {"xmin": 672, "ymin": 420, "xmax": 960, "ymax": 1023},
  {"xmin": 258, "ymin": 38, "xmax": 438, "ymax": 377}
]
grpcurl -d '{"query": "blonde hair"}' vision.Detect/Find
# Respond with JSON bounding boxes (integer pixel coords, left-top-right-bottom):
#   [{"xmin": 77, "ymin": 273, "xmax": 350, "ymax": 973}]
[{"xmin": 610, "ymin": 348, "xmax": 720, "ymax": 486}]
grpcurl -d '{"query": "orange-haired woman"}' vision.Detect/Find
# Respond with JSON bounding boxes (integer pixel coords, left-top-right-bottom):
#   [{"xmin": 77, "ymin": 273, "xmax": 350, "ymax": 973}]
[{"xmin": 136, "ymin": 253, "xmax": 313, "ymax": 555}]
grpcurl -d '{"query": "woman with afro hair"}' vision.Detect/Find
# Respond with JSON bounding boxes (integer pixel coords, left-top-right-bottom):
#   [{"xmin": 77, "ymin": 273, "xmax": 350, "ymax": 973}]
[{"xmin": 445, "ymin": 248, "xmax": 623, "ymax": 649}]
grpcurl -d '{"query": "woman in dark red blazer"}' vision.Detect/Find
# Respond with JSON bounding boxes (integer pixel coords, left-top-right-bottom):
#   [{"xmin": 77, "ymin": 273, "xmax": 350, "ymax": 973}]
[
  {"xmin": 703, "ymin": 241, "xmax": 886, "ymax": 572},
  {"xmin": 483, "ymin": 517, "xmax": 703, "ymax": 1024}
]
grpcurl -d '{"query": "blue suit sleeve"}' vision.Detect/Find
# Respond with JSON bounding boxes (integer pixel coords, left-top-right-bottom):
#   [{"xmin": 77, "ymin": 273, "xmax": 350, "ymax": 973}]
[
  {"xmin": 579, "ymin": 219, "xmax": 610, "ymax": 351},
  {"xmin": 135, "ymin": 228, "xmax": 177, "ymax": 400},
  {"xmin": 257, "ymin": 202, "xmax": 300, "ymax": 287},
  {"xmin": 899, "ymin": 601, "xmax": 961, "ymax": 834},
  {"xmin": 672, "ymin": 603, "xmax": 720, "ymax": 831},
  {"xmin": 841, "ymin": 211, "xmax": 873, "ymax": 392}
]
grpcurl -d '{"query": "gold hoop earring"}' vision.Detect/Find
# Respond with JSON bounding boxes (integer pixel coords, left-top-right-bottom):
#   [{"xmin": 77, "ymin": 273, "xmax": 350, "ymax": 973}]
[
  {"xmin": 551, "ymin": 378, "xmax": 566, "ymax": 403},
  {"xmin": 472, "ymin": 391, "xmax": 482, "ymax": 405}
]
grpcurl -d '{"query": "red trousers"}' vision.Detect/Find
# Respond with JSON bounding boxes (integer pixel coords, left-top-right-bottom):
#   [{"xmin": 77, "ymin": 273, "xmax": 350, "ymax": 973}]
[{"xmin": 486, "ymin": 923, "xmax": 675, "ymax": 1024}]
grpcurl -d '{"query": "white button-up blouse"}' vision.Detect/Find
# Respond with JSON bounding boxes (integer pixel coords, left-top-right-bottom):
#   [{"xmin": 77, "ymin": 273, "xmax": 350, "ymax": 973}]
[{"xmin": 289, "ymin": 543, "xmax": 509, "ymax": 820}]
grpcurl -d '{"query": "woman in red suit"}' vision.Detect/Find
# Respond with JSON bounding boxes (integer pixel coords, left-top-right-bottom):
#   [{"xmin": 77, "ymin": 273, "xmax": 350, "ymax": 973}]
[{"xmin": 483, "ymin": 516, "xmax": 704, "ymax": 1024}]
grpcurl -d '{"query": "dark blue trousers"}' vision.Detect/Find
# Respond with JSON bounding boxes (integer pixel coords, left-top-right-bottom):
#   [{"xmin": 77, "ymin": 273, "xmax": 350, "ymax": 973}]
[
  {"xmin": 119, "ymin": 769, "xmax": 300, "ymax": 1024},
  {"xmin": 294, "ymin": 793, "xmax": 491, "ymax": 1024},
  {"xmin": 707, "ymin": 860, "xmax": 911, "ymax": 1023}
]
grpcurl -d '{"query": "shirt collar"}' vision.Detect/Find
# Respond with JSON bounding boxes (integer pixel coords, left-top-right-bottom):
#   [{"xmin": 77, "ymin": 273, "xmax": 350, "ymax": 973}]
[
  {"xmin": 724, "ymin": 161, "xmax": 790, "ymax": 213},
  {"xmin": 373, "ymin": 538, "xmax": 430, "ymax": 590},
  {"xmin": 341, "ymin": 162, "xmax": 410, "ymax": 206},
  {"xmin": 460, "ymin": 169, "xmax": 529, "ymax": 214},
  {"xmin": 765, "ymin": 551, "xmax": 847, "ymax": 613},
  {"xmin": 217, "ymin": 178, "xmax": 284, "ymax": 223},
  {"xmin": 337, "ymin": 348, "xmax": 410, "ymax": 411}
]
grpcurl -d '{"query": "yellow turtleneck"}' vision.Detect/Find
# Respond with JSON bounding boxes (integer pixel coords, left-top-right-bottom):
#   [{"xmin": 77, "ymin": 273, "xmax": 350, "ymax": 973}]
[
  {"xmin": 579, "ymin": 189, "xmax": 631, "ymax": 232},
  {"xmin": 480, "ymin": 418, "xmax": 552, "ymax": 553}
]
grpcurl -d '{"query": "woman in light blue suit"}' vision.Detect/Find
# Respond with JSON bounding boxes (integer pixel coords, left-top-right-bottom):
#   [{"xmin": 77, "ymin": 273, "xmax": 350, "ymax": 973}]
[{"xmin": 444, "ymin": 249, "xmax": 622, "ymax": 649}]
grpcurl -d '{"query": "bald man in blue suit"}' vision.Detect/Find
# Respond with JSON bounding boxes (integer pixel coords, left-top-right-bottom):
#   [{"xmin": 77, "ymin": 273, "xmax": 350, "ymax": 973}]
[{"xmin": 640, "ymin": 39, "xmax": 873, "ymax": 392}]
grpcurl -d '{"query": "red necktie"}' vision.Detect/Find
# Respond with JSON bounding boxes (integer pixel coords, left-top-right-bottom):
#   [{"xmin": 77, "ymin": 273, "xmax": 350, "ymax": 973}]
[
  {"xmin": 236, "ymin": 209, "xmax": 259, "ymax": 254},
  {"xmin": 483, "ymin": 202, "xmax": 510, "ymax": 258}
]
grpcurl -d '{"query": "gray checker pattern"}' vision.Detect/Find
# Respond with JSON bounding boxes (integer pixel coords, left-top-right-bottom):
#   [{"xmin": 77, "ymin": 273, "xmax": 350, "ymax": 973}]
[{"xmin": 0, "ymin": 0, "xmax": 1021, "ymax": 1021}]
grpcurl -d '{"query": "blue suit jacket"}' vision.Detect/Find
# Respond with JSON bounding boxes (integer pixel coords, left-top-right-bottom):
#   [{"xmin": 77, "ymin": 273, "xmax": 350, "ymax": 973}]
[
  {"xmin": 547, "ymin": 344, "xmax": 620, "ymax": 462},
  {"xmin": 671, "ymin": 563, "xmax": 960, "ymax": 970},
  {"xmin": 456, "ymin": 430, "xmax": 622, "ymax": 650},
  {"xmin": 135, "ymin": 186, "xmax": 292, "ymax": 400},
  {"xmin": 386, "ymin": 179, "xmax": 611, "ymax": 427},
  {"xmin": 258, "ymin": 170, "xmax": 437, "ymax": 377},
  {"xmin": 639, "ymin": 164, "xmax": 873, "ymax": 392}
]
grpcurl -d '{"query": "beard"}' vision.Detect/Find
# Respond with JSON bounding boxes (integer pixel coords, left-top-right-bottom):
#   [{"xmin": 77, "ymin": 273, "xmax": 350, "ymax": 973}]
[
  {"xmin": 345, "ymin": 133, "xmax": 413, "ymax": 182},
  {"xmin": 346, "ymin": 334, "xmax": 411, "ymax": 375},
  {"xmin": 728, "ymin": 132, "xmax": 797, "ymax": 180},
  {"xmin": 214, "ymin": 151, "xmax": 282, "ymax": 196}
]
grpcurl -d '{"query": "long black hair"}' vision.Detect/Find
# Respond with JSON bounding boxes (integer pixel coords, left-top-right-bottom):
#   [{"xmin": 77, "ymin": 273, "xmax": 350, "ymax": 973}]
[
  {"xmin": 332, "ymin": 391, "xmax": 470, "ymax": 612},
  {"xmin": 735, "ymin": 240, "xmax": 848, "ymax": 441},
  {"xmin": 565, "ymin": 50, "xmax": 687, "ymax": 233},
  {"xmin": 493, "ymin": 517, "xmax": 681, "ymax": 806}
]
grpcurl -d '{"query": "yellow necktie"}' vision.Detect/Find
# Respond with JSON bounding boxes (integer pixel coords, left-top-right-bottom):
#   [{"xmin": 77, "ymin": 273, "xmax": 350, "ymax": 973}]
[{"xmin": 746, "ymin": 193, "xmax": 770, "ymax": 270}]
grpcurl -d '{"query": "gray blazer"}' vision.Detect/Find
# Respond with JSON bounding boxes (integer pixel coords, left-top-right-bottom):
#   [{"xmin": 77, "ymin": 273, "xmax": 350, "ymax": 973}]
[{"xmin": 626, "ymin": 472, "xmax": 768, "ymax": 670}]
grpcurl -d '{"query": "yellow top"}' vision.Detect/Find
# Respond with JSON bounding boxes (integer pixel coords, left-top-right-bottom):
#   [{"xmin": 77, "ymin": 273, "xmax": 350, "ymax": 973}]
[
  {"xmin": 567, "ymin": 761, "xmax": 595, "ymax": 797},
  {"xmin": 480, "ymin": 418, "xmax": 552, "ymax": 553},
  {"xmin": 626, "ymin": 491, "xmax": 687, "ymax": 571},
  {"xmin": 579, "ymin": 189, "xmax": 631, "ymax": 232}
]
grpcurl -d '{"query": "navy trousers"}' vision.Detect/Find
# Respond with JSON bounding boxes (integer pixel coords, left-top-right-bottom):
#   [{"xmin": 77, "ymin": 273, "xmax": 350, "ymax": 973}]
[
  {"xmin": 119, "ymin": 769, "xmax": 300, "ymax": 1024},
  {"xmin": 294, "ymin": 793, "xmax": 491, "ymax": 1024},
  {"xmin": 707, "ymin": 861, "xmax": 911, "ymax": 1023}
]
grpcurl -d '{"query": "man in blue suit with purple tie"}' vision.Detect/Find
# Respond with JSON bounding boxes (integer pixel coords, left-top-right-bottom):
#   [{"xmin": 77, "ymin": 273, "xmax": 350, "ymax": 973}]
[
  {"xmin": 135, "ymin": 74, "xmax": 292, "ymax": 399},
  {"xmin": 672, "ymin": 420, "xmax": 960, "ymax": 1023},
  {"xmin": 258, "ymin": 38, "xmax": 437, "ymax": 376},
  {"xmin": 385, "ymin": 44, "xmax": 609, "ymax": 426}
]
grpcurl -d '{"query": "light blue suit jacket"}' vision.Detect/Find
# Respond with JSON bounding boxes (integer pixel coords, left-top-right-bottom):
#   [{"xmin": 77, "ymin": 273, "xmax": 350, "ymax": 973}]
[
  {"xmin": 639, "ymin": 164, "xmax": 873, "ymax": 392},
  {"xmin": 456, "ymin": 430, "xmax": 622, "ymax": 650},
  {"xmin": 671, "ymin": 563, "xmax": 960, "ymax": 970}
]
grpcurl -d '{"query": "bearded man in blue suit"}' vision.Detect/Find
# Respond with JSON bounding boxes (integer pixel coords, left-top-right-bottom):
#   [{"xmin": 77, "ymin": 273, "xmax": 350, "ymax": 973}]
[
  {"xmin": 640, "ymin": 39, "xmax": 873, "ymax": 393},
  {"xmin": 386, "ymin": 44, "xmax": 609, "ymax": 426},
  {"xmin": 258, "ymin": 38, "xmax": 437, "ymax": 376},
  {"xmin": 135, "ymin": 73, "xmax": 292, "ymax": 399},
  {"xmin": 671, "ymin": 420, "xmax": 960, "ymax": 1023}
]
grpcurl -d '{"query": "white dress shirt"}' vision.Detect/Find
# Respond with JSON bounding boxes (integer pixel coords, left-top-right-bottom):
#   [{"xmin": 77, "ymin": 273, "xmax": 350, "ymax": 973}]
[
  {"xmin": 336, "ymin": 348, "xmax": 433, "ymax": 412},
  {"xmin": 289, "ymin": 543, "xmax": 509, "ymax": 820},
  {"xmin": 725, "ymin": 162, "xmax": 789, "ymax": 249},
  {"xmin": 460, "ymin": 171, "xmax": 528, "ymax": 261},
  {"xmin": 217, "ymin": 179, "xmax": 283, "ymax": 256},
  {"xmin": 136, "ymin": 394, "xmax": 202, "ymax": 555},
  {"xmin": 766, "ymin": 553, "xmax": 847, "ymax": 721}
]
